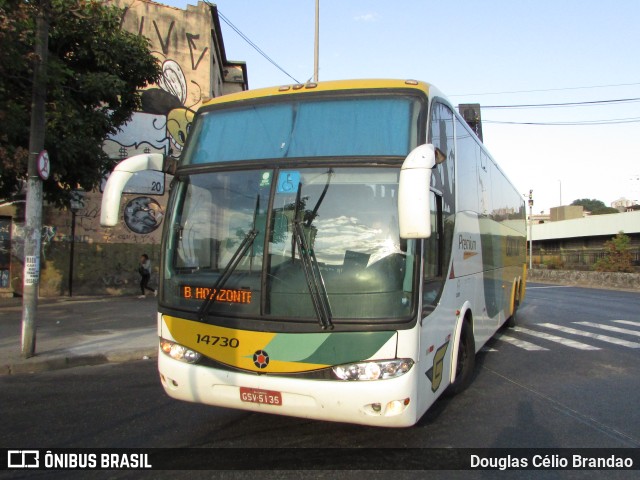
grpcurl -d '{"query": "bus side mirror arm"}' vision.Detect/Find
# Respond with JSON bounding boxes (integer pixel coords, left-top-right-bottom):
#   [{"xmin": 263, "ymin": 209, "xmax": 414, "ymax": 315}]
[
  {"xmin": 100, "ymin": 153, "xmax": 166, "ymax": 227},
  {"xmin": 398, "ymin": 144, "xmax": 437, "ymax": 239}
]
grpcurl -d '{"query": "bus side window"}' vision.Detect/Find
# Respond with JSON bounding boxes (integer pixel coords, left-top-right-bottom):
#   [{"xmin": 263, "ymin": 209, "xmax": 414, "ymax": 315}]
[{"xmin": 423, "ymin": 191, "xmax": 443, "ymax": 307}]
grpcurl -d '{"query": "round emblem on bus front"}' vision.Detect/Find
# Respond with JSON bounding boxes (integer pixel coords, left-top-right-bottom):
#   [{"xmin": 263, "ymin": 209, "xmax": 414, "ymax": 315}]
[{"xmin": 253, "ymin": 350, "xmax": 270, "ymax": 369}]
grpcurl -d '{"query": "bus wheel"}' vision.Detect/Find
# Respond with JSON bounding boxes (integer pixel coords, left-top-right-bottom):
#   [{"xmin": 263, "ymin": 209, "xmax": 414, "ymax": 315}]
[
  {"xmin": 505, "ymin": 304, "xmax": 517, "ymax": 328},
  {"xmin": 506, "ymin": 293, "xmax": 520, "ymax": 328},
  {"xmin": 446, "ymin": 320, "xmax": 475, "ymax": 396}
]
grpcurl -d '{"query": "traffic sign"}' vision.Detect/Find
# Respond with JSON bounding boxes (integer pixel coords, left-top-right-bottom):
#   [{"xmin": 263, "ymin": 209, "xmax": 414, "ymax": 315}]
[{"xmin": 37, "ymin": 150, "xmax": 50, "ymax": 180}]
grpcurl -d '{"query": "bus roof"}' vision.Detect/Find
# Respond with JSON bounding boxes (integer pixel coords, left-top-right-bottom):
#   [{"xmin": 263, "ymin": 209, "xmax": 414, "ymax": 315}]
[{"xmin": 201, "ymin": 79, "xmax": 434, "ymax": 107}]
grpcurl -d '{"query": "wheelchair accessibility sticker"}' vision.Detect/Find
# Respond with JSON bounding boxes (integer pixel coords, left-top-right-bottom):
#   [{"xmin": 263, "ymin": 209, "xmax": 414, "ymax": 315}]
[{"xmin": 277, "ymin": 171, "xmax": 300, "ymax": 194}]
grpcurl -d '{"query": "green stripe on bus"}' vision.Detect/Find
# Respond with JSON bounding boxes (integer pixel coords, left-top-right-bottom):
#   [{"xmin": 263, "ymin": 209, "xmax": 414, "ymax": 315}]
[{"xmin": 262, "ymin": 331, "xmax": 395, "ymax": 365}]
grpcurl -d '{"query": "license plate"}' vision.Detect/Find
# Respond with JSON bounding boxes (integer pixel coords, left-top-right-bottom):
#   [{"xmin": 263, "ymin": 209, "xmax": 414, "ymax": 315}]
[{"xmin": 239, "ymin": 387, "xmax": 282, "ymax": 406}]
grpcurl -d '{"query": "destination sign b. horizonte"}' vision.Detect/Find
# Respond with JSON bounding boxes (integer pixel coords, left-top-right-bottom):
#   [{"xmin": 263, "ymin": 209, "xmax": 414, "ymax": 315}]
[{"xmin": 180, "ymin": 285, "xmax": 252, "ymax": 304}]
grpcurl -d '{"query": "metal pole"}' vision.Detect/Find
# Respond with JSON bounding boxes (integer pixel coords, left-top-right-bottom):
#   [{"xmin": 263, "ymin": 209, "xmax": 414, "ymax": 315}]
[
  {"xmin": 559, "ymin": 179, "xmax": 562, "ymax": 206},
  {"xmin": 313, "ymin": 0, "xmax": 319, "ymax": 82},
  {"xmin": 528, "ymin": 190, "xmax": 533, "ymax": 271},
  {"xmin": 68, "ymin": 210, "xmax": 76, "ymax": 297},
  {"xmin": 21, "ymin": 5, "xmax": 49, "ymax": 358}
]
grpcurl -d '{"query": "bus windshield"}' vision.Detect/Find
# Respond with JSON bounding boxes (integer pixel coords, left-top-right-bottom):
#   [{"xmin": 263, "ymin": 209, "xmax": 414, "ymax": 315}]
[
  {"xmin": 181, "ymin": 95, "xmax": 420, "ymax": 164},
  {"xmin": 164, "ymin": 167, "xmax": 416, "ymax": 323}
]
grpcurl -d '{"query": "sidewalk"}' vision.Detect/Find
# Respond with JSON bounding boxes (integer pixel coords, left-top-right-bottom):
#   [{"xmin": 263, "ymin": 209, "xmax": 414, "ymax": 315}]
[{"xmin": 0, "ymin": 295, "xmax": 158, "ymax": 375}]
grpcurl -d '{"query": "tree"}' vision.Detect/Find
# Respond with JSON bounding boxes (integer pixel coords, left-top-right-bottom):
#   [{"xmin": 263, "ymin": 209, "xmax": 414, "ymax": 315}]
[
  {"xmin": 593, "ymin": 232, "xmax": 634, "ymax": 273},
  {"xmin": 571, "ymin": 198, "xmax": 619, "ymax": 215},
  {"xmin": 0, "ymin": 0, "xmax": 161, "ymax": 207}
]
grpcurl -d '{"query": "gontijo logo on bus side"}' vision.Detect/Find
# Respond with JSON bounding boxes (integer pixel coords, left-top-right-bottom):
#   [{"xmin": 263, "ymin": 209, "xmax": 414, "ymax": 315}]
[{"xmin": 162, "ymin": 315, "xmax": 396, "ymax": 373}]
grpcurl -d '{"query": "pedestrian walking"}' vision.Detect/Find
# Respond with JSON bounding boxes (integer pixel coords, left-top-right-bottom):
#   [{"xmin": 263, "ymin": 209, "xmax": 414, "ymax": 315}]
[{"xmin": 138, "ymin": 253, "xmax": 157, "ymax": 298}]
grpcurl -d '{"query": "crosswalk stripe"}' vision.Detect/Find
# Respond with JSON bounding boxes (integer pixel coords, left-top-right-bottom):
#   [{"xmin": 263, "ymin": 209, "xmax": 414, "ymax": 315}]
[
  {"xmin": 614, "ymin": 320, "xmax": 640, "ymax": 328},
  {"xmin": 513, "ymin": 326, "xmax": 600, "ymax": 350},
  {"xmin": 494, "ymin": 332, "xmax": 549, "ymax": 351},
  {"xmin": 538, "ymin": 323, "xmax": 640, "ymax": 349},
  {"xmin": 575, "ymin": 322, "xmax": 640, "ymax": 338},
  {"xmin": 481, "ymin": 347, "xmax": 499, "ymax": 352}
]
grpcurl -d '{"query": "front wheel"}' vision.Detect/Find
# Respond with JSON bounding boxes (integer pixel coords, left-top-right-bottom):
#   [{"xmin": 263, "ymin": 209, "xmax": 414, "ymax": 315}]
[{"xmin": 446, "ymin": 320, "xmax": 476, "ymax": 396}]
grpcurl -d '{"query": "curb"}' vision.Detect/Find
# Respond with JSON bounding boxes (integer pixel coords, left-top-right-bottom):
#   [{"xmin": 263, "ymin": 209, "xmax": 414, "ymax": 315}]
[{"xmin": 1, "ymin": 348, "xmax": 158, "ymax": 376}]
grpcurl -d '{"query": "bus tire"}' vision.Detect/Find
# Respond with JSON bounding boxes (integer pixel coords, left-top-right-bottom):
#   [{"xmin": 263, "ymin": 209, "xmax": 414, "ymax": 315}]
[
  {"xmin": 505, "ymin": 283, "xmax": 520, "ymax": 328},
  {"xmin": 446, "ymin": 319, "xmax": 475, "ymax": 396},
  {"xmin": 505, "ymin": 304, "xmax": 517, "ymax": 328}
]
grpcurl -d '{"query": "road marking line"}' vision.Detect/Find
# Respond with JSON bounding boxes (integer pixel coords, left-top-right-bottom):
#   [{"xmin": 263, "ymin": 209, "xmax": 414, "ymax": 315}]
[
  {"xmin": 614, "ymin": 320, "xmax": 640, "ymax": 328},
  {"xmin": 575, "ymin": 322, "xmax": 640, "ymax": 338},
  {"xmin": 494, "ymin": 333, "xmax": 549, "ymax": 351},
  {"xmin": 481, "ymin": 347, "xmax": 499, "ymax": 352},
  {"xmin": 538, "ymin": 323, "xmax": 640, "ymax": 349},
  {"xmin": 526, "ymin": 285, "xmax": 574, "ymax": 289},
  {"xmin": 513, "ymin": 326, "xmax": 600, "ymax": 350}
]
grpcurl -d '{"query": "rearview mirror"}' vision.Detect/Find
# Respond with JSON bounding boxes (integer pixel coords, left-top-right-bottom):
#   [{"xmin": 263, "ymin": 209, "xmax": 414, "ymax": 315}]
[
  {"xmin": 398, "ymin": 144, "xmax": 435, "ymax": 238},
  {"xmin": 100, "ymin": 153, "xmax": 165, "ymax": 227}
]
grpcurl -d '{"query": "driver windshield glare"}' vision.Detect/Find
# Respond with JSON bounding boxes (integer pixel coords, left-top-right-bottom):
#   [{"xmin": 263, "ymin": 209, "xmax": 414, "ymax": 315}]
[{"xmin": 166, "ymin": 168, "xmax": 415, "ymax": 321}]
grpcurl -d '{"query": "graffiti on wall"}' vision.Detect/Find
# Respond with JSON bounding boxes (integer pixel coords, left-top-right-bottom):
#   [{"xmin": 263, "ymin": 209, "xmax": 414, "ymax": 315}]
[
  {"xmin": 124, "ymin": 197, "xmax": 164, "ymax": 234},
  {"xmin": 140, "ymin": 59, "xmax": 197, "ymax": 158},
  {"xmin": 105, "ymin": 59, "xmax": 197, "ymax": 160},
  {"xmin": 35, "ymin": 192, "xmax": 163, "ymax": 246},
  {"xmin": 104, "ymin": 2, "xmax": 212, "ymax": 162},
  {"xmin": 9, "ymin": 224, "xmax": 57, "ymax": 259},
  {"xmin": 0, "ymin": 217, "xmax": 10, "ymax": 288}
]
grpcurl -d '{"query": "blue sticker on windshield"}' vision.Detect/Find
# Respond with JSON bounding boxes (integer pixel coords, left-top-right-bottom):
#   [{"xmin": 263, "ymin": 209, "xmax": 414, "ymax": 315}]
[{"xmin": 277, "ymin": 171, "xmax": 300, "ymax": 194}]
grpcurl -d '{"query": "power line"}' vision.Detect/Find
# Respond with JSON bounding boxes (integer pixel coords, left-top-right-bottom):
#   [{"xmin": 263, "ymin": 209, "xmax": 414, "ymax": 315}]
[
  {"xmin": 479, "ymin": 97, "xmax": 640, "ymax": 109},
  {"xmin": 450, "ymin": 81, "xmax": 640, "ymax": 97},
  {"xmin": 484, "ymin": 117, "xmax": 640, "ymax": 126},
  {"xmin": 461, "ymin": 97, "xmax": 640, "ymax": 125},
  {"xmin": 217, "ymin": 10, "xmax": 300, "ymax": 84}
]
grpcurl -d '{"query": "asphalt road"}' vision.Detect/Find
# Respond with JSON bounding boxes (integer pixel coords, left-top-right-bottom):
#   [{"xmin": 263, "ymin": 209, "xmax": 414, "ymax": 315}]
[{"xmin": 1, "ymin": 283, "xmax": 639, "ymax": 478}]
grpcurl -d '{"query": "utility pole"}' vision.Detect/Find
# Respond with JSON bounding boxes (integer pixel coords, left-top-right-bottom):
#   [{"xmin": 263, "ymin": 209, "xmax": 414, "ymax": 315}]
[
  {"xmin": 313, "ymin": 0, "xmax": 319, "ymax": 82},
  {"xmin": 22, "ymin": 4, "xmax": 49, "ymax": 358},
  {"xmin": 558, "ymin": 180, "xmax": 562, "ymax": 206},
  {"xmin": 528, "ymin": 189, "xmax": 533, "ymax": 271}
]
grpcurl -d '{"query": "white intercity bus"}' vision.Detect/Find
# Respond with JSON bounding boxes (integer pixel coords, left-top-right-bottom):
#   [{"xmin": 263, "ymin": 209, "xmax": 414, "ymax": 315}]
[{"xmin": 101, "ymin": 79, "xmax": 526, "ymax": 427}]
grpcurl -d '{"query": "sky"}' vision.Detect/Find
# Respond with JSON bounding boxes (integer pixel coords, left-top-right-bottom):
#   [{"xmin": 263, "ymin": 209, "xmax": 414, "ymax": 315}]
[{"xmin": 163, "ymin": 0, "xmax": 640, "ymax": 214}]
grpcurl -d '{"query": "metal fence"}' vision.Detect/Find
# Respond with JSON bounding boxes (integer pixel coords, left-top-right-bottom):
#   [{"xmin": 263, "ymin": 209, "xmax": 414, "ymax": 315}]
[{"xmin": 530, "ymin": 248, "xmax": 640, "ymax": 271}]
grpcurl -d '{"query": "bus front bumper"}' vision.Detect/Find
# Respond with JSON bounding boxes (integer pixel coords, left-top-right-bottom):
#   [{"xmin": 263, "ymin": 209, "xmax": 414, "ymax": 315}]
[{"xmin": 158, "ymin": 351, "xmax": 419, "ymax": 428}]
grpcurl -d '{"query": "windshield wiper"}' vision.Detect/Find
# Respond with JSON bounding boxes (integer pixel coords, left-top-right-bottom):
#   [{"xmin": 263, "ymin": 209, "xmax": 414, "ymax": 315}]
[
  {"xmin": 293, "ymin": 220, "xmax": 333, "ymax": 330},
  {"xmin": 305, "ymin": 168, "xmax": 333, "ymax": 226},
  {"xmin": 198, "ymin": 196, "xmax": 260, "ymax": 321},
  {"xmin": 197, "ymin": 229, "xmax": 258, "ymax": 321},
  {"xmin": 291, "ymin": 177, "xmax": 333, "ymax": 330}
]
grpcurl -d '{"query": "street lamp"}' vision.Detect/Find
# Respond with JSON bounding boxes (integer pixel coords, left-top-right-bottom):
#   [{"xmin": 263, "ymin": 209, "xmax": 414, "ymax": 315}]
[
  {"xmin": 528, "ymin": 190, "xmax": 533, "ymax": 270},
  {"xmin": 558, "ymin": 179, "xmax": 562, "ymax": 206},
  {"xmin": 68, "ymin": 191, "xmax": 85, "ymax": 297},
  {"xmin": 314, "ymin": 0, "xmax": 319, "ymax": 82}
]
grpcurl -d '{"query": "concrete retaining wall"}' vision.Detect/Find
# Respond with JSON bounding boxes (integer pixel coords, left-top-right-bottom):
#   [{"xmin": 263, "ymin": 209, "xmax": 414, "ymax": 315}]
[{"xmin": 528, "ymin": 269, "xmax": 640, "ymax": 291}]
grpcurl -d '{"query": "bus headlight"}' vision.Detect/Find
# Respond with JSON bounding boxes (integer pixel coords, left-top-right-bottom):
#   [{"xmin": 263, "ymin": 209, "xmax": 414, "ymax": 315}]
[
  {"xmin": 160, "ymin": 339, "xmax": 202, "ymax": 364},
  {"xmin": 332, "ymin": 359, "xmax": 414, "ymax": 381}
]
